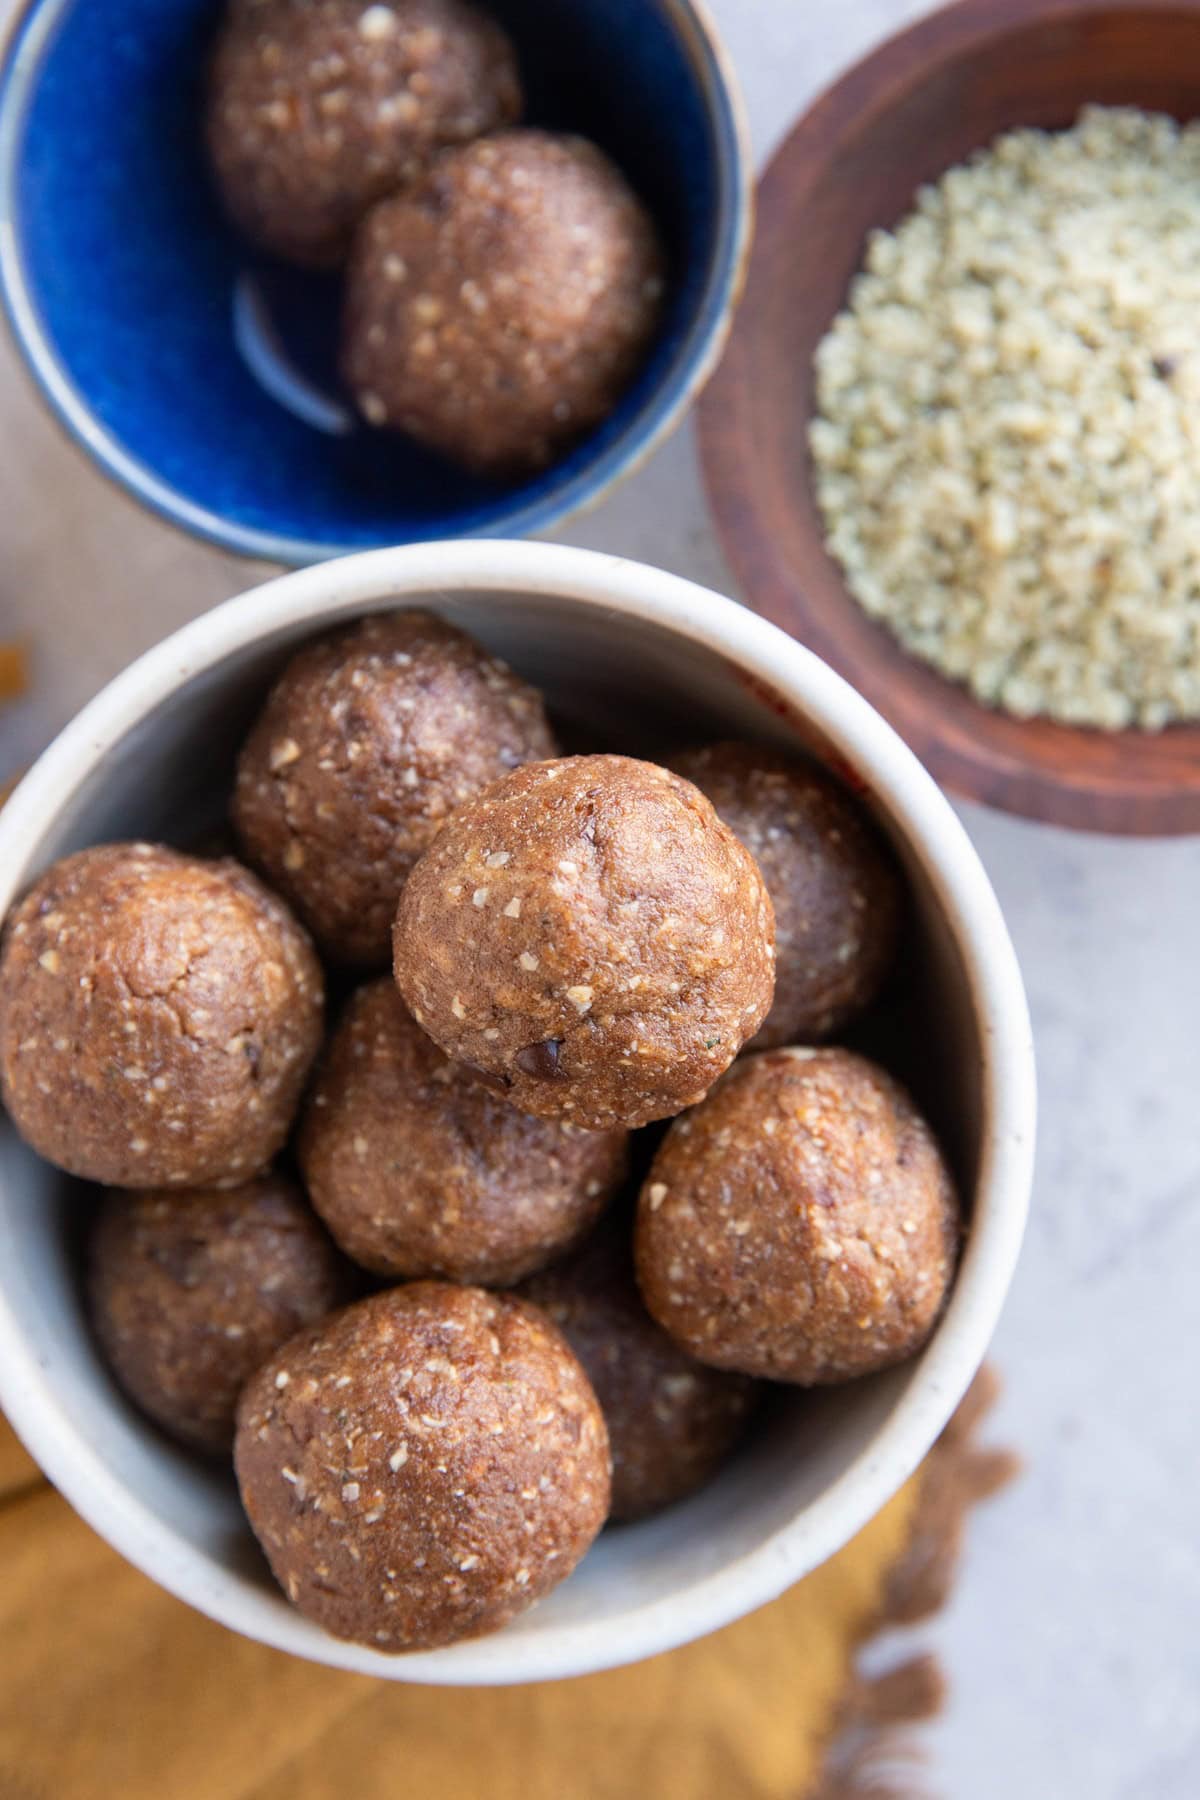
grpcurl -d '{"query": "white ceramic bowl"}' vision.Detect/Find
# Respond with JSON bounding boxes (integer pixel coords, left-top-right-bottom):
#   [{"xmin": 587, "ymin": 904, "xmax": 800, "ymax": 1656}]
[{"xmin": 0, "ymin": 541, "xmax": 1035, "ymax": 1684}]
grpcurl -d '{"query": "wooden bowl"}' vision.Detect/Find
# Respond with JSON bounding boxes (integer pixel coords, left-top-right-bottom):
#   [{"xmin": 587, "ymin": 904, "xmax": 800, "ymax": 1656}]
[{"xmin": 698, "ymin": 0, "xmax": 1200, "ymax": 834}]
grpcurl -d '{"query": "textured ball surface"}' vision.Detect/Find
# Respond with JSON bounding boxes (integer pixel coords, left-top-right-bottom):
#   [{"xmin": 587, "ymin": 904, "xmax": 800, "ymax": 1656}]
[
  {"xmin": 520, "ymin": 1219, "xmax": 758, "ymax": 1521},
  {"xmin": 206, "ymin": 0, "xmax": 522, "ymax": 267},
  {"xmin": 298, "ymin": 979, "xmax": 628, "ymax": 1282},
  {"xmin": 393, "ymin": 755, "xmax": 776, "ymax": 1131},
  {"xmin": 89, "ymin": 1172, "xmax": 352, "ymax": 1454},
  {"xmin": 670, "ymin": 742, "xmax": 901, "ymax": 1045},
  {"xmin": 235, "ymin": 1283, "xmax": 611, "ymax": 1650},
  {"xmin": 0, "ymin": 844, "xmax": 323, "ymax": 1188},
  {"xmin": 636, "ymin": 1048, "xmax": 959, "ymax": 1384},
  {"xmin": 343, "ymin": 129, "xmax": 665, "ymax": 472},
  {"xmin": 232, "ymin": 612, "xmax": 556, "ymax": 966}
]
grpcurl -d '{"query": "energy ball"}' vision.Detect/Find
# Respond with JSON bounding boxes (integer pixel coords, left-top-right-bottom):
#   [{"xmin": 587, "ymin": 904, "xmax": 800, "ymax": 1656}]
[
  {"xmin": 669, "ymin": 743, "xmax": 901, "ymax": 1046},
  {"xmin": 636, "ymin": 1048, "xmax": 960, "ymax": 1385},
  {"xmin": 232, "ymin": 612, "xmax": 556, "ymax": 966},
  {"xmin": 298, "ymin": 979, "xmax": 628, "ymax": 1283},
  {"xmin": 206, "ymin": 0, "xmax": 523, "ymax": 268},
  {"xmin": 342, "ymin": 129, "xmax": 666, "ymax": 474},
  {"xmin": 393, "ymin": 754, "xmax": 776, "ymax": 1131},
  {"xmin": 520, "ymin": 1220, "xmax": 758, "ymax": 1522},
  {"xmin": 235, "ymin": 1283, "xmax": 610, "ymax": 1651},
  {"xmin": 0, "ymin": 844, "xmax": 323, "ymax": 1189},
  {"xmin": 89, "ymin": 1173, "xmax": 352, "ymax": 1455}
]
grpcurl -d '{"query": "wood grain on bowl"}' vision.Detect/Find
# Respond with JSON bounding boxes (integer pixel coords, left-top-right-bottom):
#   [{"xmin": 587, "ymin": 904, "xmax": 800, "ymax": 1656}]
[{"xmin": 698, "ymin": 0, "xmax": 1200, "ymax": 835}]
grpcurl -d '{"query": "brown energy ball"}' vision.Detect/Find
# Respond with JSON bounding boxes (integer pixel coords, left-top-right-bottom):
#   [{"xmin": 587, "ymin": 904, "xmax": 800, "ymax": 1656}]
[
  {"xmin": 669, "ymin": 743, "xmax": 902, "ymax": 1047},
  {"xmin": 206, "ymin": 0, "xmax": 523, "ymax": 268},
  {"xmin": 342, "ymin": 129, "xmax": 666, "ymax": 475},
  {"xmin": 298, "ymin": 978, "xmax": 628, "ymax": 1282},
  {"xmin": 0, "ymin": 843, "xmax": 323, "ymax": 1189},
  {"xmin": 235, "ymin": 1282, "xmax": 610, "ymax": 1651},
  {"xmin": 519, "ymin": 1220, "xmax": 758, "ymax": 1522},
  {"xmin": 393, "ymin": 755, "xmax": 776, "ymax": 1132},
  {"xmin": 636, "ymin": 1048, "xmax": 960, "ymax": 1385},
  {"xmin": 231, "ymin": 612, "xmax": 557, "ymax": 966},
  {"xmin": 88, "ymin": 1172, "xmax": 352, "ymax": 1455}
]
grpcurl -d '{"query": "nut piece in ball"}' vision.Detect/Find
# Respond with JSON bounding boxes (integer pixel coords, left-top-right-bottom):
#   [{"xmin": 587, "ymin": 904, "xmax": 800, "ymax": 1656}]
[
  {"xmin": 206, "ymin": 0, "xmax": 523, "ymax": 268},
  {"xmin": 670, "ymin": 743, "xmax": 901, "ymax": 1046},
  {"xmin": 520, "ymin": 1218, "xmax": 759, "ymax": 1522},
  {"xmin": 636, "ymin": 1048, "xmax": 960, "ymax": 1384},
  {"xmin": 235, "ymin": 1283, "xmax": 611, "ymax": 1651},
  {"xmin": 232, "ymin": 612, "xmax": 556, "ymax": 966},
  {"xmin": 0, "ymin": 844, "xmax": 323, "ymax": 1188},
  {"xmin": 342, "ymin": 129, "xmax": 666, "ymax": 474},
  {"xmin": 89, "ymin": 1172, "xmax": 353, "ymax": 1455},
  {"xmin": 298, "ymin": 979, "xmax": 628, "ymax": 1283},
  {"xmin": 393, "ymin": 755, "xmax": 776, "ymax": 1131}
]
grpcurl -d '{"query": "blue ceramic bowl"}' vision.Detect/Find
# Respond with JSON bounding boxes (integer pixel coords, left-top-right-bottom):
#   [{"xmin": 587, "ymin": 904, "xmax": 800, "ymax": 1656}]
[{"xmin": 0, "ymin": 0, "xmax": 750, "ymax": 562}]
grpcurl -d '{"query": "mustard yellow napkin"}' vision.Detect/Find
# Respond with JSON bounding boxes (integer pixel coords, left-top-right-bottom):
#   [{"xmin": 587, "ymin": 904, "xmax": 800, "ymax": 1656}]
[{"xmin": 0, "ymin": 1380, "xmax": 1013, "ymax": 1800}]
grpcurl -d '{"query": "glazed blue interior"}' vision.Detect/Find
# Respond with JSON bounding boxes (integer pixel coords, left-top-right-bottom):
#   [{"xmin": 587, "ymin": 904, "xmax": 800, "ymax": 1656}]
[{"xmin": 2, "ymin": 0, "xmax": 732, "ymax": 560}]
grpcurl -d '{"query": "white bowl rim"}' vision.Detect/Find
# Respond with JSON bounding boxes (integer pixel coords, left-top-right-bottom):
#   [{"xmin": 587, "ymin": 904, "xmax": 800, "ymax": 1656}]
[
  {"xmin": 0, "ymin": 540, "xmax": 1036, "ymax": 1684},
  {"xmin": 0, "ymin": 0, "xmax": 753, "ymax": 564}
]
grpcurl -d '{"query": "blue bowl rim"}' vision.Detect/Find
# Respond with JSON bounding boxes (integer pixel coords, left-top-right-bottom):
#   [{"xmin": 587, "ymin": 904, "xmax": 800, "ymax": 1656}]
[{"xmin": 0, "ymin": 0, "xmax": 753, "ymax": 564}]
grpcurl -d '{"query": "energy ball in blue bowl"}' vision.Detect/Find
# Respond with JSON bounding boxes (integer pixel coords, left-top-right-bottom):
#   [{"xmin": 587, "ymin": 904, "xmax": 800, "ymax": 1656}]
[
  {"xmin": 0, "ymin": 0, "xmax": 750, "ymax": 560},
  {"xmin": 206, "ymin": 0, "xmax": 524, "ymax": 269},
  {"xmin": 342, "ymin": 129, "xmax": 665, "ymax": 475}
]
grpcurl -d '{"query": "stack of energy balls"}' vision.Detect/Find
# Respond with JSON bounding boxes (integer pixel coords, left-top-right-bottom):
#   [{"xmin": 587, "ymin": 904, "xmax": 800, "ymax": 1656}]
[
  {"xmin": 0, "ymin": 612, "xmax": 960, "ymax": 1653},
  {"xmin": 206, "ymin": 0, "xmax": 666, "ymax": 476}
]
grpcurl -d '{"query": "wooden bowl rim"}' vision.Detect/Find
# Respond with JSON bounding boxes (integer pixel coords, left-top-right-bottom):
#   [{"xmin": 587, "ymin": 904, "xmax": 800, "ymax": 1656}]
[{"xmin": 698, "ymin": 0, "xmax": 1200, "ymax": 836}]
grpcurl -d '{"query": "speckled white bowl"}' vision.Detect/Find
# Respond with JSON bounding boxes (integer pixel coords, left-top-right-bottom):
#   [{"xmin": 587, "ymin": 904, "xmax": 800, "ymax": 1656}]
[{"xmin": 0, "ymin": 541, "xmax": 1035, "ymax": 1684}]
